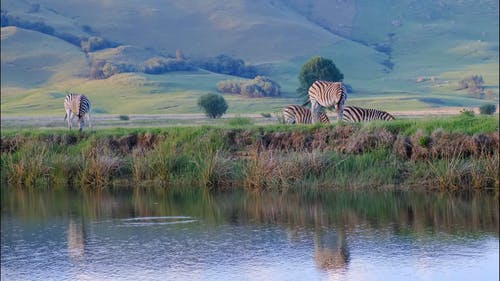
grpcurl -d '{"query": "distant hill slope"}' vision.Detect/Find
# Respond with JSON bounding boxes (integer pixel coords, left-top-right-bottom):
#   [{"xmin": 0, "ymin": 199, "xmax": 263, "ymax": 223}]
[{"xmin": 1, "ymin": 0, "xmax": 498, "ymax": 116}]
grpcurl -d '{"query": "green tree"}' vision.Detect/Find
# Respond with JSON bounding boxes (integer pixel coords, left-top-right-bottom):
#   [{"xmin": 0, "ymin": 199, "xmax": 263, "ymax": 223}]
[
  {"xmin": 479, "ymin": 103, "xmax": 496, "ymax": 115},
  {"xmin": 198, "ymin": 93, "xmax": 228, "ymax": 119},
  {"xmin": 297, "ymin": 56, "xmax": 344, "ymax": 104}
]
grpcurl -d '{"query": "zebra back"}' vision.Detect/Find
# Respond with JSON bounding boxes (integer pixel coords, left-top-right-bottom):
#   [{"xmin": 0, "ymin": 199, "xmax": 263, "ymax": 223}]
[
  {"xmin": 342, "ymin": 106, "xmax": 395, "ymax": 122},
  {"xmin": 282, "ymin": 105, "xmax": 329, "ymax": 124},
  {"xmin": 64, "ymin": 93, "xmax": 91, "ymax": 119},
  {"xmin": 308, "ymin": 81, "xmax": 347, "ymax": 110},
  {"xmin": 64, "ymin": 93, "xmax": 92, "ymax": 131}
]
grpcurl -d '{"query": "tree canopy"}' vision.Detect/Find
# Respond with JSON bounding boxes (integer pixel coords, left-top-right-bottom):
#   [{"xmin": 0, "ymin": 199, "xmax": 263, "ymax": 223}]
[
  {"xmin": 197, "ymin": 93, "xmax": 228, "ymax": 119},
  {"xmin": 297, "ymin": 56, "xmax": 344, "ymax": 104}
]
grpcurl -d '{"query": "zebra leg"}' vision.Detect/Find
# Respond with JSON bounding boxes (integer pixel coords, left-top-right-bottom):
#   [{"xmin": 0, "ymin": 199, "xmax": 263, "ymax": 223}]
[
  {"xmin": 310, "ymin": 101, "xmax": 322, "ymax": 123},
  {"xmin": 78, "ymin": 117, "xmax": 85, "ymax": 132},
  {"xmin": 86, "ymin": 112, "xmax": 92, "ymax": 130},
  {"xmin": 65, "ymin": 110, "xmax": 73, "ymax": 129},
  {"xmin": 337, "ymin": 104, "xmax": 345, "ymax": 123}
]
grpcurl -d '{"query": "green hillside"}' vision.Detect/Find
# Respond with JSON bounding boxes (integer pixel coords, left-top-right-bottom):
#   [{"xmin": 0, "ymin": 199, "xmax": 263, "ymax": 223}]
[{"xmin": 1, "ymin": 0, "xmax": 498, "ymax": 116}]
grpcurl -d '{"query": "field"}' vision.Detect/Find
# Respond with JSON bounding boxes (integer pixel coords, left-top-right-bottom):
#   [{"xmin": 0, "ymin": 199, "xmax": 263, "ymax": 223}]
[
  {"xmin": 1, "ymin": 0, "xmax": 498, "ymax": 117},
  {"xmin": 2, "ymin": 107, "xmax": 496, "ymax": 131}
]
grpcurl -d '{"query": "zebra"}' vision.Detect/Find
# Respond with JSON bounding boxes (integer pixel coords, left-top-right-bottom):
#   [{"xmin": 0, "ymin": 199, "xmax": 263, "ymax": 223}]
[
  {"xmin": 342, "ymin": 106, "xmax": 395, "ymax": 122},
  {"xmin": 308, "ymin": 81, "xmax": 347, "ymax": 123},
  {"xmin": 64, "ymin": 93, "xmax": 92, "ymax": 131},
  {"xmin": 282, "ymin": 105, "xmax": 329, "ymax": 124}
]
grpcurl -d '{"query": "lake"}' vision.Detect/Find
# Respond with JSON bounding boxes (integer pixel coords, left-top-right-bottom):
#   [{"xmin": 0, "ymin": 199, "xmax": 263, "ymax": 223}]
[{"xmin": 1, "ymin": 187, "xmax": 498, "ymax": 281}]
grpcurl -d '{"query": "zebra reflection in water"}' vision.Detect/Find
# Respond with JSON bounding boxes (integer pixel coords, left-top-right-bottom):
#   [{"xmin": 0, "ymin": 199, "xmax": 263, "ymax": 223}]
[
  {"xmin": 313, "ymin": 226, "xmax": 350, "ymax": 272},
  {"xmin": 67, "ymin": 218, "xmax": 86, "ymax": 260}
]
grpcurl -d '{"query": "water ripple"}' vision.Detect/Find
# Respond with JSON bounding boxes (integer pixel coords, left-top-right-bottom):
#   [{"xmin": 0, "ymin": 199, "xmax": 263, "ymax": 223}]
[{"xmin": 118, "ymin": 216, "xmax": 198, "ymax": 227}]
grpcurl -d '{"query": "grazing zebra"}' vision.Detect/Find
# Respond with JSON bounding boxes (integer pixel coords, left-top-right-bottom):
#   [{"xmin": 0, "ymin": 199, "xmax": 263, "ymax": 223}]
[
  {"xmin": 308, "ymin": 81, "xmax": 347, "ymax": 123},
  {"xmin": 282, "ymin": 105, "xmax": 329, "ymax": 124},
  {"xmin": 342, "ymin": 106, "xmax": 395, "ymax": 122},
  {"xmin": 64, "ymin": 93, "xmax": 92, "ymax": 131}
]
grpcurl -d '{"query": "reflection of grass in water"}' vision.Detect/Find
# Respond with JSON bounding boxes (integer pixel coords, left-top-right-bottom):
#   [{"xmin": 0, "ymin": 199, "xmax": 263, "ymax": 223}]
[{"xmin": 3, "ymin": 187, "xmax": 498, "ymax": 236}]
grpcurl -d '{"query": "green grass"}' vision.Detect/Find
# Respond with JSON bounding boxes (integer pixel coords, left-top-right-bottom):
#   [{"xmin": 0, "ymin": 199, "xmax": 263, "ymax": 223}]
[
  {"xmin": 1, "ymin": 115, "xmax": 498, "ymax": 190},
  {"xmin": 1, "ymin": 1, "xmax": 498, "ymax": 117}
]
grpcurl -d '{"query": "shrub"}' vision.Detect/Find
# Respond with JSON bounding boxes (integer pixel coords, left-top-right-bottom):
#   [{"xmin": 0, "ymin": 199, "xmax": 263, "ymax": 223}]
[
  {"xmin": 217, "ymin": 76, "xmax": 281, "ymax": 97},
  {"xmin": 142, "ymin": 57, "xmax": 195, "ymax": 74},
  {"xmin": 89, "ymin": 60, "xmax": 121, "ymax": 79},
  {"xmin": 89, "ymin": 60, "xmax": 134, "ymax": 79},
  {"xmin": 459, "ymin": 108, "xmax": 475, "ymax": 117},
  {"xmin": 196, "ymin": 54, "xmax": 258, "ymax": 78},
  {"xmin": 227, "ymin": 117, "xmax": 253, "ymax": 126},
  {"xmin": 479, "ymin": 104, "xmax": 496, "ymax": 115},
  {"xmin": 81, "ymin": 36, "xmax": 116, "ymax": 53},
  {"xmin": 198, "ymin": 93, "xmax": 228, "ymax": 119},
  {"xmin": 459, "ymin": 75, "xmax": 484, "ymax": 96}
]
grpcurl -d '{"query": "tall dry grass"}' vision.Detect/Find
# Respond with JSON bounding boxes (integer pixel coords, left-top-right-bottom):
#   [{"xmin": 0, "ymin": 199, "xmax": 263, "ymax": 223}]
[
  {"xmin": 3, "ymin": 140, "xmax": 52, "ymax": 187},
  {"xmin": 77, "ymin": 142, "xmax": 121, "ymax": 189}
]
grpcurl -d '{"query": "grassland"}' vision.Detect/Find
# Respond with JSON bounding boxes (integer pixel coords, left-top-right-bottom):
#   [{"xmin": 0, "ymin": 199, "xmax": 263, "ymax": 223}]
[
  {"xmin": 1, "ymin": 1, "xmax": 498, "ymax": 118},
  {"xmin": 2, "ymin": 112, "xmax": 498, "ymax": 191}
]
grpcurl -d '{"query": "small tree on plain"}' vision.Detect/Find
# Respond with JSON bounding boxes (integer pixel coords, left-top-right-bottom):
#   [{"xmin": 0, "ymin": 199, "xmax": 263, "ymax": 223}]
[
  {"xmin": 479, "ymin": 103, "xmax": 496, "ymax": 115},
  {"xmin": 198, "ymin": 93, "xmax": 228, "ymax": 118}
]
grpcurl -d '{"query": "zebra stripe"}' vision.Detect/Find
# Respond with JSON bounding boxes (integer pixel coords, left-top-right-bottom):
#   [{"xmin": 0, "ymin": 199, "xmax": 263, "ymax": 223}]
[
  {"xmin": 64, "ymin": 93, "xmax": 92, "ymax": 131},
  {"xmin": 342, "ymin": 106, "xmax": 395, "ymax": 122},
  {"xmin": 308, "ymin": 81, "xmax": 347, "ymax": 123},
  {"xmin": 282, "ymin": 105, "xmax": 329, "ymax": 124}
]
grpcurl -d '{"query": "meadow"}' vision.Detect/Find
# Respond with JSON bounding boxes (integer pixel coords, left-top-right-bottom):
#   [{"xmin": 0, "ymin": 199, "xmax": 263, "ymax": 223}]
[
  {"xmin": 2, "ymin": 112, "xmax": 498, "ymax": 192},
  {"xmin": 1, "ymin": 1, "xmax": 498, "ymax": 118}
]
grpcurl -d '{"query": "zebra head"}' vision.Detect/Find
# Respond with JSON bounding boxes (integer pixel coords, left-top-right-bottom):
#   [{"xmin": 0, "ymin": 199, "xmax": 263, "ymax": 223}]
[{"xmin": 78, "ymin": 117, "xmax": 86, "ymax": 132}]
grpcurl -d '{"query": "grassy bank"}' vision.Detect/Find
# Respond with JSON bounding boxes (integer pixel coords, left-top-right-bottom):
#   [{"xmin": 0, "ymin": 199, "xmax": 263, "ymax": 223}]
[{"xmin": 1, "ymin": 113, "xmax": 498, "ymax": 191}]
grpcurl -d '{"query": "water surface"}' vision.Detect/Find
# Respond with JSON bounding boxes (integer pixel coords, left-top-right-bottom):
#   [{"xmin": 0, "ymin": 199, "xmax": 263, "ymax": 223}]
[{"xmin": 1, "ymin": 188, "xmax": 498, "ymax": 281}]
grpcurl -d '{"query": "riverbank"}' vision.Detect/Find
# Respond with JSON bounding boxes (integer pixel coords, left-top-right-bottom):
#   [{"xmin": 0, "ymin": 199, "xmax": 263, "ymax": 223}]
[{"xmin": 1, "ymin": 112, "xmax": 498, "ymax": 191}]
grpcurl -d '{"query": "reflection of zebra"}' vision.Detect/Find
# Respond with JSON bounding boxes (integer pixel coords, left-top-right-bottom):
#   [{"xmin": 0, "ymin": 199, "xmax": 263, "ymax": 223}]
[
  {"xmin": 343, "ymin": 106, "xmax": 395, "ymax": 122},
  {"xmin": 308, "ymin": 81, "xmax": 347, "ymax": 123},
  {"xmin": 64, "ymin": 93, "xmax": 92, "ymax": 131},
  {"xmin": 282, "ymin": 105, "xmax": 329, "ymax": 124}
]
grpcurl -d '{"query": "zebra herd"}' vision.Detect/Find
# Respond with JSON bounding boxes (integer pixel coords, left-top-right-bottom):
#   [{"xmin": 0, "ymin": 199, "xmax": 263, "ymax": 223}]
[
  {"xmin": 64, "ymin": 80, "xmax": 393, "ymax": 131},
  {"xmin": 283, "ymin": 80, "xmax": 395, "ymax": 124}
]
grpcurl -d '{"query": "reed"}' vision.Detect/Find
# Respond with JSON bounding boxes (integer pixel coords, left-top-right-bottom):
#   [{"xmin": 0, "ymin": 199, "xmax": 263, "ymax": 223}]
[
  {"xmin": 2, "ymin": 140, "xmax": 53, "ymax": 188},
  {"xmin": 1, "ymin": 114, "xmax": 498, "ymax": 191},
  {"xmin": 77, "ymin": 141, "xmax": 121, "ymax": 189}
]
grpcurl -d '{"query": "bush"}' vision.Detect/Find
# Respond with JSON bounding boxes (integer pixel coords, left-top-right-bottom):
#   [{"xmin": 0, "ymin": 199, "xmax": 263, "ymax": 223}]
[
  {"xmin": 89, "ymin": 60, "xmax": 121, "ymax": 79},
  {"xmin": 198, "ymin": 93, "xmax": 228, "ymax": 119},
  {"xmin": 459, "ymin": 109, "xmax": 475, "ymax": 117},
  {"xmin": 459, "ymin": 75, "xmax": 484, "ymax": 96},
  {"xmin": 89, "ymin": 60, "xmax": 135, "ymax": 79},
  {"xmin": 196, "ymin": 54, "xmax": 258, "ymax": 78},
  {"xmin": 142, "ymin": 57, "xmax": 195, "ymax": 74},
  {"xmin": 81, "ymin": 36, "xmax": 117, "ymax": 52},
  {"xmin": 217, "ymin": 76, "xmax": 280, "ymax": 98},
  {"xmin": 227, "ymin": 117, "xmax": 253, "ymax": 126},
  {"xmin": 479, "ymin": 104, "xmax": 496, "ymax": 115}
]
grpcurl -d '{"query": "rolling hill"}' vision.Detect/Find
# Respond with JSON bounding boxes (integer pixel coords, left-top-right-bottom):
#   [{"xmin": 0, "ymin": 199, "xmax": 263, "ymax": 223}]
[{"xmin": 1, "ymin": 0, "xmax": 498, "ymax": 116}]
